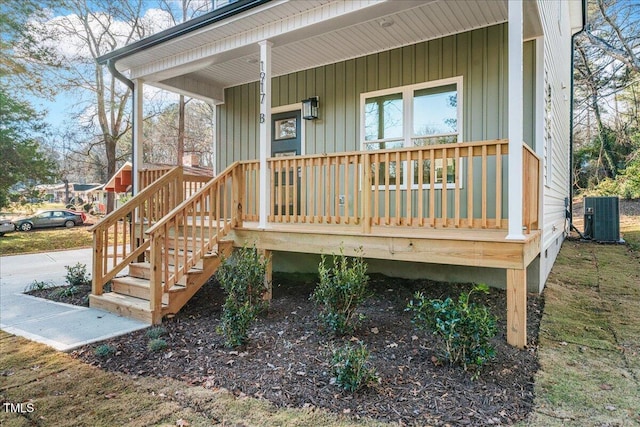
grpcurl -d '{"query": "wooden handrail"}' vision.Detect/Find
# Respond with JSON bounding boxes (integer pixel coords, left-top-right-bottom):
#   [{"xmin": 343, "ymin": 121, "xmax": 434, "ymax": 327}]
[
  {"xmin": 92, "ymin": 167, "xmax": 184, "ymax": 295},
  {"xmin": 145, "ymin": 162, "xmax": 241, "ymax": 315}
]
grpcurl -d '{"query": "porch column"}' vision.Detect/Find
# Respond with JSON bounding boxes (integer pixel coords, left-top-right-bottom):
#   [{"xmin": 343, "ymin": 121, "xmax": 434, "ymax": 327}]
[
  {"xmin": 132, "ymin": 79, "xmax": 144, "ymax": 194},
  {"xmin": 258, "ymin": 41, "xmax": 273, "ymax": 229},
  {"xmin": 507, "ymin": 0, "xmax": 525, "ymax": 240},
  {"xmin": 506, "ymin": 1, "xmax": 527, "ymax": 349}
]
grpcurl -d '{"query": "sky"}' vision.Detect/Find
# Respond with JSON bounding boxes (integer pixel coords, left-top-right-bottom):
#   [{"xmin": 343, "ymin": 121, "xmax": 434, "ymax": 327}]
[{"xmin": 23, "ymin": 3, "xmax": 190, "ymax": 132}]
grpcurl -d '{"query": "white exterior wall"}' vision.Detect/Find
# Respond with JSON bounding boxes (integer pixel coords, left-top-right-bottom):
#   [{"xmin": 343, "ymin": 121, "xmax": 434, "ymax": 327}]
[{"xmin": 537, "ymin": 0, "xmax": 576, "ymax": 291}]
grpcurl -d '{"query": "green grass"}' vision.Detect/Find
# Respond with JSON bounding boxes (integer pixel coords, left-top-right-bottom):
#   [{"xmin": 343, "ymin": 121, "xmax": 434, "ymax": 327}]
[
  {"xmin": 0, "ymin": 202, "xmax": 94, "ymax": 255},
  {"xmin": 0, "ymin": 227, "xmax": 93, "ymax": 255},
  {"xmin": 524, "ymin": 217, "xmax": 640, "ymax": 426}
]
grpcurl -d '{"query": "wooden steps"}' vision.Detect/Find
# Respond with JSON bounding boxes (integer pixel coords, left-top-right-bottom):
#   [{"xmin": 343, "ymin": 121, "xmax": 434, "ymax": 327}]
[
  {"xmin": 89, "ymin": 292, "xmax": 166, "ymax": 323},
  {"xmin": 90, "ymin": 240, "xmax": 234, "ymax": 324}
]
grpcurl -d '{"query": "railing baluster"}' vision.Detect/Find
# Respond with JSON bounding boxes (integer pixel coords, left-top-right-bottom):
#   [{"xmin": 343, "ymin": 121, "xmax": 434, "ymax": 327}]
[
  {"xmin": 418, "ymin": 149, "xmax": 424, "ymax": 227},
  {"xmin": 429, "ymin": 149, "xmax": 435, "ymax": 227},
  {"xmin": 495, "ymin": 143, "xmax": 502, "ymax": 229},
  {"xmin": 442, "ymin": 147, "xmax": 448, "ymax": 227},
  {"xmin": 454, "ymin": 146, "xmax": 460, "ymax": 228},
  {"xmin": 481, "ymin": 144, "xmax": 488, "ymax": 228},
  {"xmin": 352, "ymin": 155, "xmax": 359, "ymax": 225},
  {"xmin": 292, "ymin": 158, "xmax": 299, "ymax": 223},
  {"xmin": 384, "ymin": 152, "xmax": 390, "ymax": 226},
  {"xmin": 395, "ymin": 150, "xmax": 401, "ymax": 225},
  {"xmin": 405, "ymin": 151, "xmax": 412, "ymax": 226},
  {"xmin": 467, "ymin": 145, "xmax": 474, "ymax": 228},
  {"xmin": 301, "ymin": 158, "xmax": 307, "ymax": 222},
  {"xmin": 374, "ymin": 152, "xmax": 380, "ymax": 225},
  {"xmin": 334, "ymin": 156, "xmax": 340, "ymax": 224},
  {"xmin": 325, "ymin": 157, "xmax": 331, "ymax": 223}
]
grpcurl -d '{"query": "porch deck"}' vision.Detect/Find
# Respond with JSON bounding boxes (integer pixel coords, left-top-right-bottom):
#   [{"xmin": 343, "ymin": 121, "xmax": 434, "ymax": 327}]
[{"xmin": 233, "ymin": 221, "xmax": 540, "ymax": 270}]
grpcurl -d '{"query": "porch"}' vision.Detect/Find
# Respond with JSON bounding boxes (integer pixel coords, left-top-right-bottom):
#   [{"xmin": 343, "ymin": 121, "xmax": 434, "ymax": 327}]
[{"xmin": 90, "ymin": 139, "xmax": 540, "ymax": 348}]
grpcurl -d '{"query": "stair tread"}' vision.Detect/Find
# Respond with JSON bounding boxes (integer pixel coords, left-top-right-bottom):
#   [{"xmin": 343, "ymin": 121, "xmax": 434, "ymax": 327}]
[
  {"xmin": 92, "ymin": 292, "xmax": 167, "ymax": 310},
  {"xmin": 113, "ymin": 276, "xmax": 151, "ymax": 287}
]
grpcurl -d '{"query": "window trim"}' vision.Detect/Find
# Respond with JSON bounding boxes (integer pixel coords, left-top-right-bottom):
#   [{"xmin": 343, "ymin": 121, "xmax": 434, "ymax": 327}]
[{"xmin": 359, "ymin": 77, "xmax": 464, "ymax": 190}]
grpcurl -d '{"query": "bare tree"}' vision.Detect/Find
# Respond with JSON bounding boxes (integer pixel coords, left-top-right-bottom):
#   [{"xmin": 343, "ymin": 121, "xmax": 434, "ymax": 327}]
[
  {"xmin": 34, "ymin": 0, "xmax": 169, "ymax": 211},
  {"xmin": 154, "ymin": 0, "xmax": 216, "ymax": 167},
  {"xmin": 573, "ymin": 0, "xmax": 640, "ymax": 192},
  {"xmin": 584, "ymin": 0, "xmax": 640, "ymax": 73}
]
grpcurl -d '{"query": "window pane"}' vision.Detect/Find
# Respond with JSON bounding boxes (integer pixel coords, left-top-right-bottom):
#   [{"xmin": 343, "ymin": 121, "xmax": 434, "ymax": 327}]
[
  {"xmin": 366, "ymin": 140, "xmax": 404, "ymax": 186},
  {"xmin": 413, "ymin": 84, "xmax": 457, "ymax": 137},
  {"xmin": 412, "ymin": 158, "xmax": 456, "ymax": 185},
  {"xmin": 412, "ymin": 135, "xmax": 458, "ymax": 146},
  {"xmin": 365, "ymin": 93, "xmax": 403, "ymax": 141}
]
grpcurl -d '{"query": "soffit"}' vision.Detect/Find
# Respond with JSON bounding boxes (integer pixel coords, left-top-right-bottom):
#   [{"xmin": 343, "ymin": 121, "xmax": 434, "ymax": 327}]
[{"xmin": 114, "ymin": 0, "xmax": 543, "ymax": 100}]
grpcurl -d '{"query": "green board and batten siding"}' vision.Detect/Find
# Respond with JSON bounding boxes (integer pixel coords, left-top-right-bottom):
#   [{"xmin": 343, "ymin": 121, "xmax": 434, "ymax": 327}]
[
  {"xmin": 217, "ymin": 24, "xmax": 535, "ymax": 169},
  {"xmin": 217, "ymin": 23, "xmax": 535, "ymax": 220}
]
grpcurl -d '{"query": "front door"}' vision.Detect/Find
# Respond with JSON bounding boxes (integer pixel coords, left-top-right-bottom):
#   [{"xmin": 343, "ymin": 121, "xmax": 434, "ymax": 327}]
[
  {"xmin": 271, "ymin": 111, "xmax": 301, "ymax": 156},
  {"xmin": 271, "ymin": 111, "xmax": 301, "ymax": 215}
]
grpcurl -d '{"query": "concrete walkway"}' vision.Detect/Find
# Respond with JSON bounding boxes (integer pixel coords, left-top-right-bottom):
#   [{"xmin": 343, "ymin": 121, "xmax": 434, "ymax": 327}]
[{"xmin": 0, "ymin": 248, "xmax": 148, "ymax": 351}]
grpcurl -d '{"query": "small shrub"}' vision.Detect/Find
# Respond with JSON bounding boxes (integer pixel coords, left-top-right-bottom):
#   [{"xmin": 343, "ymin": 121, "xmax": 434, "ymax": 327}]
[
  {"xmin": 25, "ymin": 280, "xmax": 54, "ymax": 292},
  {"xmin": 311, "ymin": 248, "xmax": 369, "ymax": 335},
  {"xmin": 146, "ymin": 326, "xmax": 167, "ymax": 339},
  {"xmin": 95, "ymin": 344, "xmax": 116, "ymax": 358},
  {"xmin": 331, "ymin": 342, "xmax": 379, "ymax": 392},
  {"xmin": 216, "ymin": 245, "xmax": 269, "ymax": 348},
  {"xmin": 65, "ymin": 263, "xmax": 90, "ymax": 287},
  {"xmin": 406, "ymin": 284, "xmax": 497, "ymax": 375},
  {"xmin": 56, "ymin": 285, "xmax": 78, "ymax": 297},
  {"xmin": 147, "ymin": 338, "xmax": 168, "ymax": 352}
]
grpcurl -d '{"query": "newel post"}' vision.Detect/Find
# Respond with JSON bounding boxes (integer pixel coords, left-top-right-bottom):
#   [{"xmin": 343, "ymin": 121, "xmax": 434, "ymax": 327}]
[
  {"xmin": 233, "ymin": 164, "xmax": 244, "ymax": 228},
  {"xmin": 149, "ymin": 233, "xmax": 163, "ymax": 324},
  {"xmin": 92, "ymin": 229, "xmax": 104, "ymax": 296}
]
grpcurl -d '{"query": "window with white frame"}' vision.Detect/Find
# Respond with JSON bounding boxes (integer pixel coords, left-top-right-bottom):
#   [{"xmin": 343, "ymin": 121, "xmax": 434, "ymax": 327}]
[{"xmin": 361, "ymin": 77, "xmax": 462, "ymax": 188}]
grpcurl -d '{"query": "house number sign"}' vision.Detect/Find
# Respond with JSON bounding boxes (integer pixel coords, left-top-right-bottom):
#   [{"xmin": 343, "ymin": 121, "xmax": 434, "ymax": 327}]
[{"xmin": 259, "ymin": 61, "xmax": 266, "ymax": 123}]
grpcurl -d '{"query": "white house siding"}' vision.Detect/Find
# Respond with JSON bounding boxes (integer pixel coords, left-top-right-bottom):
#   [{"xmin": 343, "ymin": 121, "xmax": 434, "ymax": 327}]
[{"xmin": 537, "ymin": 0, "xmax": 575, "ymax": 291}]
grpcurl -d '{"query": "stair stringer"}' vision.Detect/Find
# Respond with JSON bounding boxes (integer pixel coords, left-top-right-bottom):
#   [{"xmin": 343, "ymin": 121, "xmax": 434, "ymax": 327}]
[{"xmin": 163, "ymin": 240, "xmax": 234, "ymax": 317}]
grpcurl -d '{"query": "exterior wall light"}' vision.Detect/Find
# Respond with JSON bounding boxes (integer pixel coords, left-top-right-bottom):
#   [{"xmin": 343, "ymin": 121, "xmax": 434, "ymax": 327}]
[{"xmin": 302, "ymin": 96, "xmax": 319, "ymax": 120}]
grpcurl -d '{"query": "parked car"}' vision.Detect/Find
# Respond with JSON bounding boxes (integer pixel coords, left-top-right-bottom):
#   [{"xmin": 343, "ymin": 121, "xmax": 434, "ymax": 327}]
[
  {"xmin": 0, "ymin": 219, "xmax": 15, "ymax": 236},
  {"xmin": 13, "ymin": 210, "xmax": 85, "ymax": 231}
]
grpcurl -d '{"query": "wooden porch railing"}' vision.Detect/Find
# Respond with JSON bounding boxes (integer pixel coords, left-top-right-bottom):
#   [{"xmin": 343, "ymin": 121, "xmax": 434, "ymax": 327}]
[
  {"xmin": 523, "ymin": 145, "xmax": 540, "ymax": 233},
  {"xmin": 144, "ymin": 162, "xmax": 242, "ymax": 316},
  {"xmin": 91, "ymin": 167, "xmax": 185, "ymax": 295},
  {"xmin": 254, "ymin": 140, "xmax": 512, "ymax": 230},
  {"xmin": 139, "ymin": 168, "xmax": 211, "ymax": 198},
  {"xmin": 241, "ymin": 139, "xmax": 539, "ymax": 233}
]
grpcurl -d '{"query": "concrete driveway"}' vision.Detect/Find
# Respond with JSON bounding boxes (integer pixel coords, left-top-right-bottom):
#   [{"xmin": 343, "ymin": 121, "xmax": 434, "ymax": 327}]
[{"xmin": 0, "ymin": 248, "xmax": 147, "ymax": 351}]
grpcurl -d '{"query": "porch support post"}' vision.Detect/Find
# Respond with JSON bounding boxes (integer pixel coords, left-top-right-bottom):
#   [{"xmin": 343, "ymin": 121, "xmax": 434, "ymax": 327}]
[
  {"xmin": 132, "ymin": 79, "xmax": 144, "ymax": 194},
  {"xmin": 259, "ymin": 248, "xmax": 272, "ymax": 301},
  {"xmin": 258, "ymin": 41, "xmax": 273, "ymax": 229},
  {"xmin": 507, "ymin": 268, "xmax": 527, "ymax": 348},
  {"xmin": 507, "ymin": 0, "xmax": 525, "ymax": 240}
]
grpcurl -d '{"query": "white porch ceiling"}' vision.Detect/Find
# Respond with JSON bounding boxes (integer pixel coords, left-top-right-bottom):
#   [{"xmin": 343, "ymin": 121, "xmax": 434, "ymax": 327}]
[{"xmin": 115, "ymin": 0, "xmax": 542, "ymax": 102}]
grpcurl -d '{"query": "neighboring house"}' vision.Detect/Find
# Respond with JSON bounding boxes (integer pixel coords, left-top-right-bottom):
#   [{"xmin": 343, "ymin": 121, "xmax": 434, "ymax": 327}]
[
  {"xmin": 92, "ymin": 0, "xmax": 585, "ymax": 348},
  {"xmin": 36, "ymin": 183, "xmax": 103, "ymax": 204}
]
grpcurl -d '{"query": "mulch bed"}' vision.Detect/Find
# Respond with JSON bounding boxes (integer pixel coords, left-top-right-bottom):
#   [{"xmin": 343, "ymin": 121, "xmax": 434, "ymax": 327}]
[
  {"xmin": 27, "ymin": 284, "xmax": 92, "ymax": 307},
  {"xmin": 61, "ymin": 273, "xmax": 542, "ymax": 426}
]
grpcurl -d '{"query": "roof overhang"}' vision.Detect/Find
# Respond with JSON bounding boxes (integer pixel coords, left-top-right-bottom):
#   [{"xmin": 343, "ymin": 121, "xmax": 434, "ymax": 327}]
[
  {"xmin": 104, "ymin": 162, "xmax": 132, "ymax": 193},
  {"xmin": 102, "ymin": 0, "xmax": 544, "ymax": 104}
]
